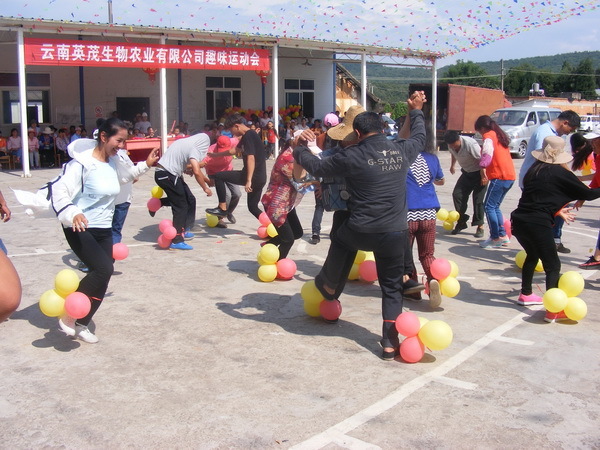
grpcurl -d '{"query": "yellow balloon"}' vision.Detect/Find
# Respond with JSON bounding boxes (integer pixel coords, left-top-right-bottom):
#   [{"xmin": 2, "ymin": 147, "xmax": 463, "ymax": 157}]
[
  {"xmin": 267, "ymin": 223, "xmax": 278, "ymax": 238},
  {"xmin": 150, "ymin": 185, "xmax": 164, "ymax": 199},
  {"xmin": 348, "ymin": 263, "xmax": 360, "ymax": 280},
  {"xmin": 259, "ymin": 243, "xmax": 280, "ymax": 265},
  {"xmin": 206, "ymin": 214, "xmax": 219, "ymax": 227},
  {"xmin": 515, "ymin": 250, "xmax": 527, "ymax": 269},
  {"xmin": 303, "ymin": 299, "xmax": 321, "ymax": 317},
  {"xmin": 39, "ymin": 289, "xmax": 66, "ymax": 317},
  {"xmin": 418, "ymin": 317, "xmax": 429, "ymax": 328},
  {"xmin": 257, "ymin": 253, "xmax": 268, "ymax": 265},
  {"xmin": 564, "ymin": 297, "xmax": 587, "ymax": 321},
  {"xmin": 448, "ymin": 260, "xmax": 459, "ymax": 278},
  {"xmin": 300, "ymin": 280, "xmax": 324, "ymax": 304},
  {"xmin": 418, "ymin": 320, "xmax": 453, "ymax": 351},
  {"xmin": 354, "ymin": 250, "xmax": 367, "ymax": 265},
  {"xmin": 542, "ymin": 288, "xmax": 568, "ymax": 313},
  {"xmin": 440, "ymin": 276, "xmax": 460, "ymax": 297},
  {"xmin": 258, "ymin": 264, "xmax": 278, "ymax": 282},
  {"xmin": 436, "ymin": 208, "xmax": 449, "ymax": 221},
  {"xmin": 363, "ymin": 251, "xmax": 375, "ymax": 262},
  {"xmin": 447, "ymin": 210, "xmax": 460, "ymax": 223},
  {"xmin": 442, "ymin": 221, "xmax": 454, "ymax": 231},
  {"xmin": 534, "ymin": 259, "xmax": 544, "ymax": 272},
  {"xmin": 558, "ymin": 271, "xmax": 585, "ymax": 297},
  {"xmin": 54, "ymin": 269, "xmax": 80, "ymax": 298}
]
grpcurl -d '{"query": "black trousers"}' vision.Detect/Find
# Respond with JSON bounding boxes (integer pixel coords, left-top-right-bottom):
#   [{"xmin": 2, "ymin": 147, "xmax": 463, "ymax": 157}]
[
  {"xmin": 267, "ymin": 209, "xmax": 303, "ymax": 259},
  {"xmin": 63, "ymin": 227, "xmax": 114, "ymax": 326},
  {"xmin": 155, "ymin": 169, "xmax": 196, "ymax": 244},
  {"xmin": 212, "ymin": 170, "xmax": 266, "ymax": 219},
  {"xmin": 452, "ymin": 169, "xmax": 487, "ymax": 227},
  {"xmin": 512, "ymin": 219, "xmax": 561, "ymax": 295}
]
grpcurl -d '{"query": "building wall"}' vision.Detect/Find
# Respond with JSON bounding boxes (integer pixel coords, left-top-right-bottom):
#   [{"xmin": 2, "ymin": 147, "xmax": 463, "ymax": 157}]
[{"xmin": 0, "ymin": 33, "xmax": 335, "ymax": 134}]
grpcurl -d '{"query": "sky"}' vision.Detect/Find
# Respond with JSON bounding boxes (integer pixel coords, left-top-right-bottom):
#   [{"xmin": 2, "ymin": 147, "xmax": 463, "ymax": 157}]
[{"xmin": 2, "ymin": 0, "xmax": 599, "ymax": 67}]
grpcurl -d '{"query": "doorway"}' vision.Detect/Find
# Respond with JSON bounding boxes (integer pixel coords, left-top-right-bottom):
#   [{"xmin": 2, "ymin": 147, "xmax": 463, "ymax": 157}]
[{"xmin": 116, "ymin": 97, "xmax": 150, "ymax": 125}]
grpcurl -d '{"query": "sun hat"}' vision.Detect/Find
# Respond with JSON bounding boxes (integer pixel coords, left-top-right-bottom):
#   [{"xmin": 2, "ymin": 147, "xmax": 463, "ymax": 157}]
[
  {"xmin": 583, "ymin": 131, "xmax": 600, "ymax": 140},
  {"xmin": 216, "ymin": 135, "xmax": 233, "ymax": 150},
  {"xmin": 327, "ymin": 105, "xmax": 365, "ymax": 141},
  {"xmin": 42, "ymin": 127, "xmax": 53, "ymax": 134},
  {"xmin": 532, "ymin": 135, "xmax": 572, "ymax": 165},
  {"xmin": 323, "ymin": 113, "xmax": 340, "ymax": 127},
  {"xmin": 141, "ymin": 112, "xmax": 148, "ymax": 117},
  {"xmin": 27, "ymin": 128, "xmax": 35, "ymax": 133}
]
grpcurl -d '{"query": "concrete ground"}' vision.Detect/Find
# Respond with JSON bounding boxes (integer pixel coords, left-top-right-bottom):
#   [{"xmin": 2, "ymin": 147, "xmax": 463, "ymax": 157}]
[{"xmin": 0, "ymin": 150, "xmax": 599, "ymax": 449}]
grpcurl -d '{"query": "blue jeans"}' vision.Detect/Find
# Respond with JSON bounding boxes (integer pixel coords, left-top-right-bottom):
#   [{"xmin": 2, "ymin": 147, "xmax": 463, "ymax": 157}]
[
  {"xmin": 311, "ymin": 192, "xmax": 324, "ymax": 236},
  {"xmin": 0, "ymin": 238, "xmax": 7, "ymax": 255},
  {"xmin": 483, "ymin": 179, "xmax": 514, "ymax": 239},
  {"xmin": 112, "ymin": 202, "xmax": 131, "ymax": 244}
]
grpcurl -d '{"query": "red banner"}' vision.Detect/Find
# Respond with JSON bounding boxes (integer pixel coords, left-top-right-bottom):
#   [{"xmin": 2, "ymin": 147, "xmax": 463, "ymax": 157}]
[{"xmin": 24, "ymin": 38, "xmax": 270, "ymax": 71}]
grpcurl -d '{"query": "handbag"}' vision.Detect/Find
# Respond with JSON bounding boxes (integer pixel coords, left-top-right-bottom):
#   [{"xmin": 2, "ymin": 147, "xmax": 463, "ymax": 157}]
[{"xmin": 321, "ymin": 176, "xmax": 349, "ymax": 211}]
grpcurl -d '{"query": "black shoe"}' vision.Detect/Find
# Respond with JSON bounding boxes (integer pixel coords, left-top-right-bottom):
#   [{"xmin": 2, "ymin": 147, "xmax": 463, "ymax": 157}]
[
  {"xmin": 310, "ymin": 234, "xmax": 320, "ymax": 244},
  {"xmin": 403, "ymin": 292, "xmax": 423, "ymax": 301},
  {"xmin": 579, "ymin": 255, "xmax": 600, "ymax": 269},
  {"xmin": 381, "ymin": 347, "xmax": 399, "ymax": 361},
  {"xmin": 227, "ymin": 213, "xmax": 236, "ymax": 224},
  {"xmin": 474, "ymin": 227, "xmax": 485, "ymax": 238},
  {"xmin": 402, "ymin": 279, "xmax": 426, "ymax": 295},
  {"xmin": 451, "ymin": 223, "xmax": 468, "ymax": 235},
  {"xmin": 205, "ymin": 207, "xmax": 227, "ymax": 217},
  {"xmin": 556, "ymin": 243, "xmax": 571, "ymax": 254},
  {"xmin": 148, "ymin": 209, "xmax": 156, "ymax": 217}
]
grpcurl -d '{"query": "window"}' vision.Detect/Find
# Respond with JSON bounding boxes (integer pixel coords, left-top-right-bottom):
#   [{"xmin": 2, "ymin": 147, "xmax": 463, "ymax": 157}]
[
  {"xmin": 284, "ymin": 78, "xmax": 315, "ymax": 118},
  {"xmin": 206, "ymin": 76, "xmax": 241, "ymax": 120},
  {"xmin": 1, "ymin": 73, "xmax": 51, "ymax": 124},
  {"xmin": 526, "ymin": 112, "xmax": 537, "ymax": 126}
]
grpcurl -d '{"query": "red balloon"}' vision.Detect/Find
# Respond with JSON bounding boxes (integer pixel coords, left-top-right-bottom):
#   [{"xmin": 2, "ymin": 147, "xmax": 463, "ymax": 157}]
[
  {"xmin": 157, "ymin": 235, "xmax": 171, "ymax": 248},
  {"xmin": 395, "ymin": 311, "xmax": 421, "ymax": 337},
  {"xmin": 430, "ymin": 258, "xmax": 451, "ymax": 281},
  {"xmin": 162, "ymin": 226, "xmax": 177, "ymax": 240},
  {"xmin": 147, "ymin": 197, "xmax": 162, "ymax": 213},
  {"xmin": 319, "ymin": 299, "xmax": 342, "ymax": 321},
  {"xmin": 64, "ymin": 292, "xmax": 91, "ymax": 319},
  {"xmin": 257, "ymin": 226, "xmax": 268, "ymax": 239},
  {"xmin": 400, "ymin": 336, "xmax": 425, "ymax": 363},
  {"xmin": 276, "ymin": 258, "xmax": 297, "ymax": 280},
  {"xmin": 258, "ymin": 212, "xmax": 271, "ymax": 227},
  {"xmin": 359, "ymin": 260, "xmax": 378, "ymax": 282},
  {"xmin": 112, "ymin": 243, "xmax": 129, "ymax": 261},
  {"xmin": 159, "ymin": 219, "xmax": 173, "ymax": 233},
  {"xmin": 503, "ymin": 218, "xmax": 512, "ymax": 239}
]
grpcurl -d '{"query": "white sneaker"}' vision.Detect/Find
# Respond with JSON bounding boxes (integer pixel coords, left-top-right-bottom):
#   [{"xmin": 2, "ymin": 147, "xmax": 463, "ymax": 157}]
[
  {"xmin": 75, "ymin": 325, "xmax": 99, "ymax": 344},
  {"xmin": 58, "ymin": 316, "xmax": 76, "ymax": 336},
  {"xmin": 428, "ymin": 279, "xmax": 442, "ymax": 309}
]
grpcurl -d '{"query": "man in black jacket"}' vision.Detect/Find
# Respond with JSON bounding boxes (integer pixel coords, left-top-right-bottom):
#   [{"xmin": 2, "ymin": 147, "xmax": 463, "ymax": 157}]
[{"xmin": 294, "ymin": 92, "xmax": 426, "ymax": 360}]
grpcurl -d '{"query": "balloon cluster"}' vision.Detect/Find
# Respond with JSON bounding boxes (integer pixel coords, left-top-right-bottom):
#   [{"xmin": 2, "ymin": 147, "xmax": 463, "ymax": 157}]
[
  {"xmin": 436, "ymin": 208, "xmax": 460, "ymax": 231},
  {"xmin": 257, "ymin": 212, "xmax": 278, "ymax": 240},
  {"xmin": 543, "ymin": 271, "xmax": 588, "ymax": 321},
  {"xmin": 147, "ymin": 185, "xmax": 164, "ymax": 215},
  {"xmin": 347, "ymin": 250, "xmax": 378, "ymax": 282},
  {"xmin": 430, "ymin": 258, "xmax": 461, "ymax": 297},
  {"xmin": 300, "ymin": 280, "xmax": 342, "ymax": 322},
  {"xmin": 514, "ymin": 250, "xmax": 544, "ymax": 272},
  {"xmin": 256, "ymin": 243, "xmax": 296, "ymax": 282},
  {"xmin": 39, "ymin": 269, "xmax": 91, "ymax": 320},
  {"xmin": 157, "ymin": 219, "xmax": 178, "ymax": 248},
  {"xmin": 396, "ymin": 311, "xmax": 453, "ymax": 363}
]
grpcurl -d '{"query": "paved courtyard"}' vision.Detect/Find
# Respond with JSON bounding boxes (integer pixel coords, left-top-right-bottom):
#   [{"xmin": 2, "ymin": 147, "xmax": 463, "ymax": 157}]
[{"xmin": 1, "ymin": 150, "xmax": 599, "ymax": 449}]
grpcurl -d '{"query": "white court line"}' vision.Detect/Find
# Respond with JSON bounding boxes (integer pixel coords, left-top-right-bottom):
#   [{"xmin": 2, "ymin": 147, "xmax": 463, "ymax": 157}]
[
  {"xmin": 8, "ymin": 242, "xmax": 157, "ymax": 258},
  {"xmin": 432, "ymin": 376, "xmax": 478, "ymax": 390},
  {"xmin": 290, "ymin": 309, "xmax": 537, "ymax": 450},
  {"xmin": 496, "ymin": 336, "xmax": 535, "ymax": 346}
]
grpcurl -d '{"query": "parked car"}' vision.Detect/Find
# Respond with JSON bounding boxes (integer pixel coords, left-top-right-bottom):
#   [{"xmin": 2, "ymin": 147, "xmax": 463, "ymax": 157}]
[
  {"xmin": 579, "ymin": 115, "xmax": 600, "ymax": 132},
  {"xmin": 490, "ymin": 106, "xmax": 561, "ymax": 158},
  {"xmin": 381, "ymin": 115, "xmax": 398, "ymax": 140}
]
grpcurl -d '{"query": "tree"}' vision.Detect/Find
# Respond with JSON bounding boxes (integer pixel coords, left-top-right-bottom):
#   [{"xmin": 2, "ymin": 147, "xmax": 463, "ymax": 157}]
[
  {"xmin": 574, "ymin": 58, "xmax": 596, "ymax": 99},
  {"xmin": 503, "ymin": 63, "xmax": 555, "ymax": 97},
  {"xmin": 442, "ymin": 60, "xmax": 500, "ymax": 89}
]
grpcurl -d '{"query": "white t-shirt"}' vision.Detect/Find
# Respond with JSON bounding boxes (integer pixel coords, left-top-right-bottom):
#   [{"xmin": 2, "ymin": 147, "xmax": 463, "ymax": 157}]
[
  {"xmin": 135, "ymin": 120, "xmax": 152, "ymax": 134},
  {"xmin": 158, "ymin": 134, "xmax": 210, "ymax": 177},
  {"xmin": 74, "ymin": 158, "xmax": 120, "ymax": 228}
]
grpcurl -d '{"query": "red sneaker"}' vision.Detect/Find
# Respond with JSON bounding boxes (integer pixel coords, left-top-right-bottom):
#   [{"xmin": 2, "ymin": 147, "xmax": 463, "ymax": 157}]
[{"xmin": 544, "ymin": 311, "xmax": 569, "ymax": 323}]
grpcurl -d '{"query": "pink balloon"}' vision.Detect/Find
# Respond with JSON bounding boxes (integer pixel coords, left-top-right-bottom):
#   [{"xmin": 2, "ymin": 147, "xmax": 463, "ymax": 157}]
[
  {"xmin": 64, "ymin": 292, "xmax": 91, "ymax": 319},
  {"xmin": 162, "ymin": 226, "xmax": 177, "ymax": 240},
  {"xmin": 157, "ymin": 234, "xmax": 171, "ymax": 248},
  {"xmin": 395, "ymin": 311, "xmax": 421, "ymax": 337},
  {"xmin": 430, "ymin": 258, "xmax": 451, "ymax": 281},
  {"xmin": 112, "ymin": 243, "xmax": 129, "ymax": 261},
  {"xmin": 400, "ymin": 336, "xmax": 425, "ymax": 363},
  {"xmin": 359, "ymin": 260, "xmax": 378, "ymax": 282},
  {"xmin": 258, "ymin": 212, "xmax": 271, "ymax": 227},
  {"xmin": 257, "ymin": 226, "xmax": 268, "ymax": 239},
  {"xmin": 276, "ymin": 258, "xmax": 297, "ymax": 280},
  {"xmin": 159, "ymin": 219, "xmax": 173, "ymax": 233},
  {"xmin": 504, "ymin": 218, "xmax": 512, "ymax": 239},
  {"xmin": 319, "ymin": 299, "xmax": 342, "ymax": 321},
  {"xmin": 147, "ymin": 197, "xmax": 162, "ymax": 213}
]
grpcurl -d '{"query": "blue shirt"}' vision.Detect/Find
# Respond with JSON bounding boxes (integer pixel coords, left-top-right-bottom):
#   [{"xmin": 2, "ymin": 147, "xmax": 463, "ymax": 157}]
[
  {"xmin": 518, "ymin": 121, "xmax": 558, "ymax": 189},
  {"xmin": 406, "ymin": 152, "xmax": 444, "ymax": 211}
]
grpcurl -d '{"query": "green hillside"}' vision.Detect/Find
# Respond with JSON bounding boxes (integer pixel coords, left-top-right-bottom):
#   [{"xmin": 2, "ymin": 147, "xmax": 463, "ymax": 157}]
[{"xmin": 342, "ymin": 51, "xmax": 600, "ymax": 104}]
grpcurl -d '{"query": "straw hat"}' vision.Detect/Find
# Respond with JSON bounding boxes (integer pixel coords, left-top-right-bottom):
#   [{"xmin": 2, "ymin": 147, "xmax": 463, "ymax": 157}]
[
  {"xmin": 327, "ymin": 105, "xmax": 365, "ymax": 141},
  {"xmin": 42, "ymin": 127, "xmax": 53, "ymax": 134},
  {"xmin": 532, "ymin": 135, "xmax": 572, "ymax": 165}
]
